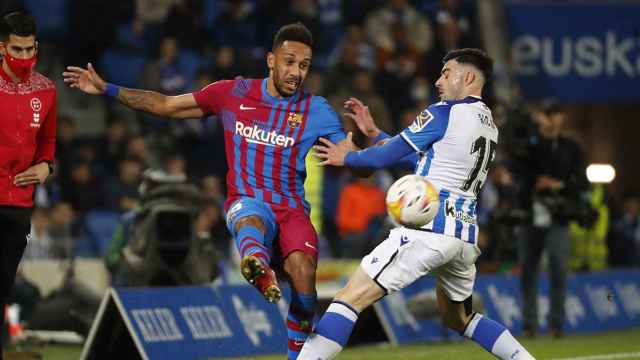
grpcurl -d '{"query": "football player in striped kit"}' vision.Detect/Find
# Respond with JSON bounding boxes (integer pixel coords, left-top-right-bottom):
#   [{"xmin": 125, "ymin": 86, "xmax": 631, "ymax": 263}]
[
  {"xmin": 64, "ymin": 23, "xmax": 377, "ymax": 360},
  {"xmin": 301, "ymin": 48, "xmax": 535, "ymax": 360}
]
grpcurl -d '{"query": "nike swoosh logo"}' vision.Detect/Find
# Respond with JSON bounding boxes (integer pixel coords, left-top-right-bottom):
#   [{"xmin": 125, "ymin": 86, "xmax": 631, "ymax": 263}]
[
  {"xmin": 304, "ymin": 242, "xmax": 317, "ymax": 251},
  {"xmin": 240, "ymin": 104, "xmax": 256, "ymax": 110}
]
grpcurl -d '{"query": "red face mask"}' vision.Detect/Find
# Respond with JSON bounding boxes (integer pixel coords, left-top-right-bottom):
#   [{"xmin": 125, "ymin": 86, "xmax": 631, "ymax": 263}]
[{"xmin": 3, "ymin": 54, "xmax": 37, "ymax": 81}]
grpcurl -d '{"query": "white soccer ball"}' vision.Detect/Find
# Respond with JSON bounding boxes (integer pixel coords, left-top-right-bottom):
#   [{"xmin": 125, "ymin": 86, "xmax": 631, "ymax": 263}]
[{"xmin": 386, "ymin": 174, "xmax": 440, "ymax": 228}]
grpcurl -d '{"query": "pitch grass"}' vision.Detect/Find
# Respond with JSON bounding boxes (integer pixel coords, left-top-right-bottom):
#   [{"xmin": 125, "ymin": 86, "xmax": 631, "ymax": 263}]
[
  {"xmin": 5, "ymin": 328, "xmax": 640, "ymax": 359},
  {"xmin": 235, "ymin": 328, "xmax": 640, "ymax": 360}
]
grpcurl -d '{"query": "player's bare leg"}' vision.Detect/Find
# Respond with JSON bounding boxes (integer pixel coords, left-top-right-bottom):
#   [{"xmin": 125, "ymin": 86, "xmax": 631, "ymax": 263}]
[
  {"xmin": 436, "ymin": 286, "xmax": 535, "ymax": 359},
  {"xmin": 298, "ymin": 267, "xmax": 385, "ymax": 360},
  {"xmin": 235, "ymin": 216, "xmax": 281, "ymax": 303}
]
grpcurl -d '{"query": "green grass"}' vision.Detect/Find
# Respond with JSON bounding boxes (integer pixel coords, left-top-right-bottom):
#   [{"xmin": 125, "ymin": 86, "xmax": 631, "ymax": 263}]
[
  {"xmin": 7, "ymin": 328, "xmax": 640, "ymax": 360},
  {"xmin": 231, "ymin": 328, "xmax": 640, "ymax": 360}
]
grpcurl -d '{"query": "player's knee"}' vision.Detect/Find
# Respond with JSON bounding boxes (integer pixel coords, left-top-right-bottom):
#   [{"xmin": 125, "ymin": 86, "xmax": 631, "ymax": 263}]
[
  {"xmin": 284, "ymin": 251, "xmax": 316, "ymax": 281},
  {"xmin": 235, "ymin": 215, "xmax": 266, "ymax": 234}
]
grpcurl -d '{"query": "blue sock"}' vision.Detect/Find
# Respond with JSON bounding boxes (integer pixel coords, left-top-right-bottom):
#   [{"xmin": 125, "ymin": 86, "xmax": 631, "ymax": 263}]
[
  {"xmin": 464, "ymin": 313, "xmax": 534, "ymax": 360},
  {"xmin": 287, "ymin": 292, "xmax": 317, "ymax": 359},
  {"xmin": 235, "ymin": 226, "xmax": 270, "ymax": 264},
  {"xmin": 314, "ymin": 301, "xmax": 358, "ymax": 347}
]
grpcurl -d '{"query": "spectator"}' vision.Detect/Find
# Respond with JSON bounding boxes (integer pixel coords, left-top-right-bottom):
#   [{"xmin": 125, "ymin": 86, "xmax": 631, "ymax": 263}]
[
  {"xmin": 136, "ymin": 0, "xmax": 181, "ymax": 25},
  {"xmin": 196, "ymin": 200, "xmax": 230, "ymax": 259},
  {"xmin": 609, "ymin": 195, "xmax": 640, "ymax": 267},
  {"xmin": 48, "ymin": 202, "xmax": 76, "ymax": 258},
  {"xmin": 55, "ymin": 116, "xmax": 77, "ymax": 181},
  {"xmin": 61, "ymin": 159, "xmax": 104, "ymax": 215},
  {"xmin": 331, "ymin": 69, "xmax": 393, "ymax": 133},
  {"xmin": 142, "ymin": 36, "xmax": 189, "ymax": 95},
  {"xmin": 569, "ymin": 184, "xmax": 609, "ymax": 271},
  {"xmin": 23, "ymin": 207, "xmax": 54, "ymax": 259},
  {"xmin": 96, "ymin": 119, "xmax": 129, "ymax": 174},
  {"xmin": 364, "ymin": 0, "xmax": 434, "ymax": 68},
  {"xmin": 126, "ymin": 135, "xmax": 159, "ymax": 169},
  {"xmin": 104, "ymin": 158, "xmax": 143, "ymax": 212},
  {"xmin": 324, "ymin": 30, "xmax": 370, "ymax": 95},
  {"xmin": 335, "ymin": 176, "xmax": 387, "ymax": 258},
  {"xmin": 214, "ymin": 0, "xmax": 259, "ymax": 52},
  {"xmin": 518, "ymin": 101, "xmax": 589, "ymax": 338},
  {"xmin": 201, "ymin": 175, "xmax": 225, "ymax": 206},
  {"xmin": 163, "ymin": 152, "xmax": 187, "ymax": 177}
]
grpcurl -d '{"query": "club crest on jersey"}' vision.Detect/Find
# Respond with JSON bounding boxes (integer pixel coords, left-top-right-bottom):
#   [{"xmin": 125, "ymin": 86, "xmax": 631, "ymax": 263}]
[
  {"xmin": 287, "ymin": 112, "xmax": 303, "ymax": 128},
  {"xmin": 30, "ymin": 98, "xmax": 42, "ymax": 112},
  {"xmin": 30, "ymin": 97, "xmax": 41, "ymax": 128},
  {"xmin": 408, "ymin": 109, "xmax": 433, "ymax": 133}
]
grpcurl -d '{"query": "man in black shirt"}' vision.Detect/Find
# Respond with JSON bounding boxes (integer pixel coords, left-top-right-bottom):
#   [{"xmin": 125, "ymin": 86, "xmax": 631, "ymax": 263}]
[{"xmin": 519, "ymin": 101, "xmax": 589, "ymax": 338}]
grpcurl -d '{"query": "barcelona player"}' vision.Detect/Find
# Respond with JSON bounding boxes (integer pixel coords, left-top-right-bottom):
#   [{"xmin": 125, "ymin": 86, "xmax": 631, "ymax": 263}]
[{"xmin": 64, "ymin": 23, "xmax": 375, "ymax": 359}]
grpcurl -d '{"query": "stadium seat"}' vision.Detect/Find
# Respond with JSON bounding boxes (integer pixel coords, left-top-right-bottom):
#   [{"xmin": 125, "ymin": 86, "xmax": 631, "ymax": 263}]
[
  {"xmin": 99, "ymin": 49, "xmax": 147, "ymax": 88},
  {"xmin": 177, "ymin": 49, "xmax": 203, "ymax": 90},
  {"xmin": 24, "ymin": 0, "xmax": 69, "ymax": 42},
  {"xmin": 77, "ymin": 210, "xmax": 121, "ymax": 257}
]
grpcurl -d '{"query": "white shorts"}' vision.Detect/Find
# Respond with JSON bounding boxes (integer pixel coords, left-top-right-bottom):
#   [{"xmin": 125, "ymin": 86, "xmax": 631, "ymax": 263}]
[{"xmin": 361, "ymin": 227, "xmax": 481, "ymax": 302}]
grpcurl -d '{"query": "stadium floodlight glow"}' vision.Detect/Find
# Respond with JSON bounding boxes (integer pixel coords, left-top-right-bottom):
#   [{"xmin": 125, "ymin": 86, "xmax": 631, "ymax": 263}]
[{"xmin": 586, "ymin": 164, "xmax": 615, "ymax": 184}]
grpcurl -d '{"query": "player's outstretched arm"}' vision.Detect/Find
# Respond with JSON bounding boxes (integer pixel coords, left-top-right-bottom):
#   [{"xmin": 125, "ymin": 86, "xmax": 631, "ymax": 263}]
[
  {"xmin": 63, "ymin": 63, "xmax": 204, "ymax": 119},
  {"xmin": 315, "ymin": 133, "xmax": 414, "ymax": 169}
]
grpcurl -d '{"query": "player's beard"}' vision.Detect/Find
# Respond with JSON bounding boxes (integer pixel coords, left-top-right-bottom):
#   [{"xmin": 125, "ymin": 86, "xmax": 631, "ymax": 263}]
[{"xmin": 273, "ymin": 69, "xmax": 301, "ymax": 97}]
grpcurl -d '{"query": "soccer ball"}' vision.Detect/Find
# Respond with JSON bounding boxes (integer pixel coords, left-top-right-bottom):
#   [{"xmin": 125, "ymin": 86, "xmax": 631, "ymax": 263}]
[{"xmin": 386, "ymin": 175, "xmax": 440, "ymax": 228}]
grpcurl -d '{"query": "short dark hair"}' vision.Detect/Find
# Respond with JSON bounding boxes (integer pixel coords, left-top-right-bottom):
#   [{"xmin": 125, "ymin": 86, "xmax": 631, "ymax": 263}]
[
  {"xmin": 272, "ymin": 22, "xmax": 313, "ymax": 51},
  {"xmin": 0, "ymin": 12, "xmax": 37, "ymax": 41},
  {"xmin": 443, "ymin": 48, "xmax": 493, "ymax": 81}
]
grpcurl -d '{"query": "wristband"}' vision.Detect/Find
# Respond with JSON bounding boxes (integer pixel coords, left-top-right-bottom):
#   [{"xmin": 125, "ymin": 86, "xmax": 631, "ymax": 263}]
[{"xmin": 105, "ymin": 83, "xmax": 120, "ymax": 98}]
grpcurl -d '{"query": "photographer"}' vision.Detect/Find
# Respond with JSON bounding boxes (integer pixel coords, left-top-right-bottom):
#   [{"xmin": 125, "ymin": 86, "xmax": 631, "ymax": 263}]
[{"xmin": 518, "ymin": 101, "xmax": 589, "ymax": 338}]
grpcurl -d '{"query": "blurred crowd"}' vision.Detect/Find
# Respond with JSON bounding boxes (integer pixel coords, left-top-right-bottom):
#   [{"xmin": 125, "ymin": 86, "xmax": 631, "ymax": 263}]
[{"xmin": 3, "ymin": 0, "xmax": 637, "ymax": 277}]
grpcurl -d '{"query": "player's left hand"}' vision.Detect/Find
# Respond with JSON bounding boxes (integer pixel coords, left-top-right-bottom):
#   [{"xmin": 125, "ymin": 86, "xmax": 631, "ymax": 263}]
[
  {"xmin": 14, "ymin": 162, "xmax": 50, "ymax": 187},
  {"xmin": 314, "ymin": 132, "xmax": 354, "ymax": 166}
]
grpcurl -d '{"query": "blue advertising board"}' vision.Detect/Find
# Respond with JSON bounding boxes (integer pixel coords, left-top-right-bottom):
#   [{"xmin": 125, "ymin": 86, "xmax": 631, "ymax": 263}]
[
  {"xmin": 374, "ymin": 269, "xmax": 640, "ymax": 345},
  {"xmin": 506, "ymin": 1, "xmax": 640, "ymax": 101},
  {"xmin": 82, "ymin": 285, "xmax": 291, "ymax": 360}
]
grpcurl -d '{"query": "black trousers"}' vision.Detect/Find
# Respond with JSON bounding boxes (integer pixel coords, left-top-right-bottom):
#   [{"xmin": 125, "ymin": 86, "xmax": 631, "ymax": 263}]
[{"xmin": 0, "ymin": 206, "xmax": 31, "ymax": 354}]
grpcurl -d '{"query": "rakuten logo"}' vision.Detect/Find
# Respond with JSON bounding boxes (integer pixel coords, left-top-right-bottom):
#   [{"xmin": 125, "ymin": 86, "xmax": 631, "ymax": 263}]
[{"xmin": 235, "ymin": 122, "xmax": 295, "ymax": 148}]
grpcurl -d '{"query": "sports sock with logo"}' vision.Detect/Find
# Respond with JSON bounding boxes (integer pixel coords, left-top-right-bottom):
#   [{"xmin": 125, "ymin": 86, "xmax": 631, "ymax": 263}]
[
  {"xmin": 298, "ymin": 301, "xmax": 358, "ymax": 360},
  {"xmin": 464, "ymin": 313, "xmax": 535, "ymax": 360},
  {"xmin": 287, "ymin": 292, "xmax": 317, "ymax": 359}
]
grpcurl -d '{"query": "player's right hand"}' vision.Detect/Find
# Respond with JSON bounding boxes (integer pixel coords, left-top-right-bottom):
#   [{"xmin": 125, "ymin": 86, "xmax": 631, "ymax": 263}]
[
  {"xmin": 344, "ymin": 97, "xmax": 381, "ymax": 138},
  {"xmin": 63, "ymin": 63, "xmax": 107, "ymax": 95}
]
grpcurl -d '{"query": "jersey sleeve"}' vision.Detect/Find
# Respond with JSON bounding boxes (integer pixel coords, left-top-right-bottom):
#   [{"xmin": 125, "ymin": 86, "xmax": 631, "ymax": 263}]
[
  {"xmin": 316, "ymin": 97, "xmax": 346, "ymax": 144},
  {"xmin": 191, "ymin": 80, "xmax": 234, "ymax": 116},
  {"xmin": 400, "ymin": 104, "xmax": 451, "ymax": 152}
]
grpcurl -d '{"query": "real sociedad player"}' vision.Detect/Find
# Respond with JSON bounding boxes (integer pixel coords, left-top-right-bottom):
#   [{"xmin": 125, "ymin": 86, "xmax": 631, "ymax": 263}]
[
  {"xmin": 300, "ymin": 48, "xmax": 536, "ymax": 360},
  {"xmin": 64, "ymin": 23, "xmax": 377, "ymax": 359}
]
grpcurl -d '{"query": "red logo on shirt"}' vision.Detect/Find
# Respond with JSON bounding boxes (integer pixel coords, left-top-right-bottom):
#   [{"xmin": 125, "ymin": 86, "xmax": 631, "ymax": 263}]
[{"xmin": 30, "ymin": 97, "xmax": 41, "ymax": 112}]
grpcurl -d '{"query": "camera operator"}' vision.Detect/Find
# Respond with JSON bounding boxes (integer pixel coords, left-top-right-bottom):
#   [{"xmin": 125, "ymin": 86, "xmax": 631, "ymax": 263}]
[{"xmin": 518, "ymin": 101, "xmax": 589, "ymax": 338}]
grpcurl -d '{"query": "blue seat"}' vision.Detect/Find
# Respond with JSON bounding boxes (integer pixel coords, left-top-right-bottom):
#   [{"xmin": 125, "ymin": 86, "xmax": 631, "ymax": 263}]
[
  {"xmin": 99, "ymin": 49, "xmax": 146, "ymax": 88},
  {"xmin": 178, "ymin": 49, "xmax": 203, "ymax": 90},
  {"xmin": 77, "ymin": 210, "xmax": 121, "ymax": 257},
  {"xmin": 24, "ymin": 0, "xmax": 69, "ymax": 41}
]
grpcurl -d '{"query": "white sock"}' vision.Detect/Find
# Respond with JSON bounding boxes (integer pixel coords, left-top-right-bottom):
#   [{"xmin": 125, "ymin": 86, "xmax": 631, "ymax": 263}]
[
  {"xmin": 298, "ymin": 301, "xmax": 359, "ymax": 360},
  {"xmin": 464, "ymin": 313, "xmax": 536, "ymax": 360},
  {"xmin": 298, "ymin": 332, "xmax": 343, "ymax": 360}
]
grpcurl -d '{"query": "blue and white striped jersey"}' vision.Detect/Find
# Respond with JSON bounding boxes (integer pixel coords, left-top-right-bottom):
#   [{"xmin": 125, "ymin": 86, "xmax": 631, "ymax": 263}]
[{"xmin": 399, "ymin": 96, "xmax": 498, "ymax": 244}]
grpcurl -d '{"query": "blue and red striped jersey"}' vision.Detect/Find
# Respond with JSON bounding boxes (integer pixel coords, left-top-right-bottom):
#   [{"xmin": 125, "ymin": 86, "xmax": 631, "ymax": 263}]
[{"xmin": 193, "ymin": 78, "xmax": 345, "ymax": 213}]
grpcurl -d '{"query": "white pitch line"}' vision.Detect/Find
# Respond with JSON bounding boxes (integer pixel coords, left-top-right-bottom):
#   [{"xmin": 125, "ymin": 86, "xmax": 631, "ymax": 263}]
[{"xmin": 552, "ymin": 352, "xmax": 640, "ymax": 360}]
